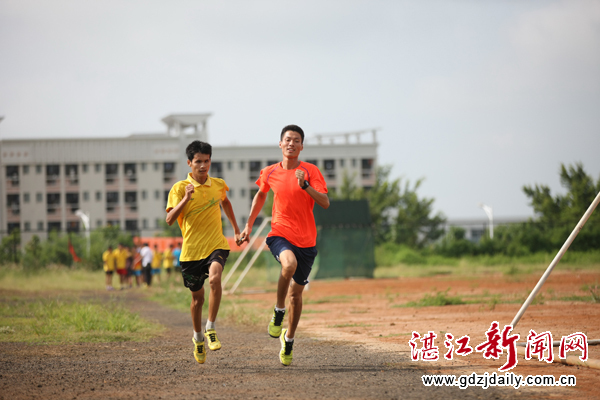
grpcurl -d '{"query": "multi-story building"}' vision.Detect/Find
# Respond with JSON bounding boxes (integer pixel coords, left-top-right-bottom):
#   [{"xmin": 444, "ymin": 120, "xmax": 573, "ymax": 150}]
[{"xmin": 0, "ymin": 114, "xmax": 378, "ymax": 244}]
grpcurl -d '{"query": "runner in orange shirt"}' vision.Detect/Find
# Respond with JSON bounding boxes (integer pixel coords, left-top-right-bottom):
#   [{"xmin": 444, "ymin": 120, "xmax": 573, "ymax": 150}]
[{"xmin": 241, "ymin": 124, "xmax": 329, "ymax": 366}]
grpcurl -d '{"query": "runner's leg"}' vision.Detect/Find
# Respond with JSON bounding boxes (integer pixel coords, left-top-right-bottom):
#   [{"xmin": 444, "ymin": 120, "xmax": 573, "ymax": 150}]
[
  {"xmin": 190, "ymin": 287, "xmax": 205, "ymax": 333},
  {"xmin": 276, "ymin": 250, "xmax": 297, "ymax": 308},
  {"xmin": 207, "ymin": 261, "xmax": 223, "ymax": 323},
  {"xmin": 286, "ymin": 281, "xmax": 304, "ymax": 339}
]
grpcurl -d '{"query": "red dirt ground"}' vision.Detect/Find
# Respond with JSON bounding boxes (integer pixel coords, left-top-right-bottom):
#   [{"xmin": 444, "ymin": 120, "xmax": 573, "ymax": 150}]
[{"xmin": 239, "ymin": 270, "xmax": 600, "ymax": 399}]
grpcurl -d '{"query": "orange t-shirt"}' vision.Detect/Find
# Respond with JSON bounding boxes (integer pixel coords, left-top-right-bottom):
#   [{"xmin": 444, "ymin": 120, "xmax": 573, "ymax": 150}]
[{"xmin": 257, "ymin": 161, "xmax": 327, "ymax": 248}]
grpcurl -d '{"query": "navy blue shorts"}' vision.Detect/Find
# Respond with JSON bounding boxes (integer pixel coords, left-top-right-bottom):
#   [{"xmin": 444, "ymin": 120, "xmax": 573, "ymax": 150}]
[
  {"xmin": 266, "ymin": 236, "xmax": 317, "ymax": 286},
  {"xmin": 180, "ymin": 249, "xmax": 229, "ymax": 292}
]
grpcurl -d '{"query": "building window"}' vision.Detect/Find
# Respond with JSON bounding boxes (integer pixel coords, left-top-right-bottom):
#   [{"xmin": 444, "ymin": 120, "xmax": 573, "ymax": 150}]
[
  {"xmin": 95, "ymin": 163, "xmax": 101, "ymax": 173},
  {"xmin": 229, "ymin": 188, "xmax": 234, "ymax": 198},
  {"xmin": 361, "ymin": 158, "xmax": 374, "ymax": 179},
  {"xmin": 105, "ymin": 163, "xmax": 118, "ymax": 184},
  {"xmin": 324, "ymin": 159, "xmax": 336, "ymax": 179},
  {"xmin": 141, "ymin": 163, "xmax": 147, "ymax": 171},
  {"xmin": 23, "ymin": 165, "xmax": 30, "ymax": 174},
  {"xmin": 249, "ymin": 161, "xmax": 261, "ymax": 181},
  {"xmin": 24, "ymin": 221, "xmax": 31, "ymax": 231},
  {"xmin": 239, "ymin": 161, "xmax": 245, "ymax": 170},
  {"xmin": 36, "ymin": 165, "xmax": 42, "ymax": 174},
  {"xmin": 65, "ymin": 164, "xmax": 78, "ymax": 185},
  {"xmin": 106, "ymin": 191, "xmax": 119, "ymax": 212},
  {"xmin": 83, "ymin": 191, "xmax": 89, "ymax": 201},
  {"xmin": 6, "ymin": 165, "xmax": 19, "ymax": 187},
  {"xmin": 154, "ymin": 162, "xmax": 159, "ymax": 171},
  {"xmin": 125, "ymin": 191, "xmax": 137, "ymax": 212},
  {"xmin": 82, "ymin": 164, "xmax": 88, "ymax": 173},
  {"xmin": 37, "ymin": 221, "xmax": 44, "ymax": 232},
  {"xmin": 142, "ymin": 219, "xmax": 148, "ymax": 229},
  {"xmin": 155, "ymin": 190, "xmax": 160, "ymax": 200},
  {"xmin": 66, "ymin": 192, "xmax": 79, "ymax": 214},
  {"xmin": 340, "ymin": 159, "xmax": 345, "ymax": 168},
  {"xmin": 155, "ymin": 218, "xmax": 160, "ymax": 229},
  {"xmin": 241, "ymin": 188, "xmax": 246, "ymax": 198},
  {"xmin": 23, "ymin": 193, "xmax": 30, "ymax": 203},
  {"xmin": 211, "ymin": 161, "xmax": 223, "ymax": 178},
  {"xmin": 46, "ymin": 193, "xmax": 60, "ymax": 214},
  {"xmin": 352, "ymin": 158, "xmax": 357, "ymax": 168},
  {"xmin": 36, "ymin": 192, "xmax": 43, "ymax": 203},
  {"xmin": 125, "ymin": 220, "xmax": 138, "ymax": 232},
  {"xmin": 227, "ymin": 161, "xmax": 232, "ymax": 170},
  {"xmin": 141, "ymin": 190, "xmax": 147, "ymax": 200},
  {"xmin": 7, "ymin": 194, "xmax": 20, "ymax": 215},
  {"xmin": 96, "ymin": 219, "xmax": 103, "ymax": 228},
  {"xmin": 46, "ymin": 165, "xmax": 59, "ymax": 186},
  {"xmin": 163, "ymin": 162, "xmax": 175, "ymax": 183},
  {"xmin": 96, "ymin": 191, "xmax": 102, "ymax": 201},
  {"xmin": 267, "ymin": 160, "xmax": 279, "ymax": 167},
  {"xmin": 306, "ymin": 159, "xmax": 318, "ymax": 167},
  {"xmin": 66, "ymin": 221, "xmax": 79, "ymax": 232},
  {"xmin": 124, "ymin": 163, "xmax": 136, "ymax": 183}
]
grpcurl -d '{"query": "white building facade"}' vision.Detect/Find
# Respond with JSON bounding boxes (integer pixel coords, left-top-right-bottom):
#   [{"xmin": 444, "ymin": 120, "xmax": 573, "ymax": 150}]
[{"xmin": 0, "ymin": 114, "xmax": 378, "ymax": 244}]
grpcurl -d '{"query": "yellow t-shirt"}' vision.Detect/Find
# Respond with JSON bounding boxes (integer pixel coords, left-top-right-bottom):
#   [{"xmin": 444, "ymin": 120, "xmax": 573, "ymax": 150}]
[
  {"xmin": 113, "ymin": 248, "xmax": 129, "ymax": 270},
  {"xmin": 102, "ymin": 250, "xmax": 115, "ymax": 272},
  {"xmin": 151, "ymin": 250, "xmax": 162, "ymax": 269},
  {"xmin": 162, "ymin": 249, "xmax": 174, "ymax": 269},
  {"xmin": 166, "ymin": 174, "xmax": 230, "ymax": 261}
]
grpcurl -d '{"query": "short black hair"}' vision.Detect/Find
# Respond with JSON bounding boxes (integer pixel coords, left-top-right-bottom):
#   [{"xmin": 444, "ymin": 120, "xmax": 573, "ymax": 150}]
[
  {"xmin": 280, "ymin": 125, "xmax": 305, "ymax": 144},
  {"xmin": 186, "ymin": 140, "xmax": 212, "ymax": 161}
]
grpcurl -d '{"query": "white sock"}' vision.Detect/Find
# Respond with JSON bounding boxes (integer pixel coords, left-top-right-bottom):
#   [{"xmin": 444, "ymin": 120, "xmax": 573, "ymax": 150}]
[
  {"xmin": 206, "ymin": 320, "xmax": 215, "ymax": 331},
  {"xmin": 285, "ymin": 334, "xmax": 294, "ymax": 342},
  {"xmin": 275, "ymin": 306, "xmax": 285, "ymax": 312},
  {"xmin": 193, "ymin": 331, "xmax": 202, "ymax": 341}
]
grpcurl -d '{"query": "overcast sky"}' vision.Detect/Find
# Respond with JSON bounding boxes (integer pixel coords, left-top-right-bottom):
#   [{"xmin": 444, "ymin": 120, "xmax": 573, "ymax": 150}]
[{"xmin": 1, "ymin": 0, "xmax": 599, "ymax": 220}]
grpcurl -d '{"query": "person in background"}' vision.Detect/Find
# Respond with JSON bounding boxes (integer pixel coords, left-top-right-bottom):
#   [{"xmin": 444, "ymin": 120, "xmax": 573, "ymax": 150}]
[
  {"xmin": 173, "ymin": 242, "xmax": 182, "ymax": 271},
  {"xmin": 163, "ymin": 244, "xmax": 175, "ymax": 280},
  {"xmin": 102, "ymin": 245, "xmax": 115, "ymax": 290},
  {"xmin": 125, "ymin": 246, "xmax": 134, "ymax": 289},
  {"xmin": 113, "ymin": 243, "xmax": 130, "ymax": 290},
  {"xmin": 140, "ymin": 242, "xmax": 153, "ymax": 287},
  {"xmin": 131, "ymin": 245, "xmax": 143, "ymax": 287},
  {"xmin": 151, "ymin": 244, "xmax": 162, "ymax": 284}
]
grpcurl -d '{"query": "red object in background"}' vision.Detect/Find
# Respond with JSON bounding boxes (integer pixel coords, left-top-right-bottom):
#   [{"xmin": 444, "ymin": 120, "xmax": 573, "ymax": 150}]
[{"xmin": 68, "ymin": 236, "xmax": 82, "ymax": 262}]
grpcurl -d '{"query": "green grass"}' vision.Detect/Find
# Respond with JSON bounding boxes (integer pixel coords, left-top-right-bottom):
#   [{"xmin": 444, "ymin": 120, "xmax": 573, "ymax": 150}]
[
  {"xmin": 0, "ymin": 264, "xmax": 105, "ymax": 291},
  {"xmin": 395, "ymin": 289, "xmax": 465, "ymax": 308},
  {"xmin": 0, "ymin": 296, "xmax": 163, "ymax": 343}
]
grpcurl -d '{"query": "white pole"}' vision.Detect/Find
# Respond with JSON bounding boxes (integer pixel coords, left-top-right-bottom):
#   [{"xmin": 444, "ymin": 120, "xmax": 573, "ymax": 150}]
[
  {"xmin": 510, "ymin": 190, "xmax": 600, "ymax": 329},
  {"xmin": 75, "ymin": 210, "xmax": 91, "ymax": 257},
  {"xmin": 479, "ymin": 203, "xmax": 493, "ymax": 239},
  {"xmin": 221, "ymin": 217, "xmax": 271, "ymax": 290}
]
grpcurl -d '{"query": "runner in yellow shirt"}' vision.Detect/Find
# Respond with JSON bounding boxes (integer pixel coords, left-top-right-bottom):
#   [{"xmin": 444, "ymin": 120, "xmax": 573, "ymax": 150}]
[
  {"xmin": 151, "ymin": 244, "xmax": 163, "ymax": 284},
  {"xmin": 102, "ymin": 245, "xmax": 115, "ymax": 291},
  {"xmin": 113, "ymin": 243, "xmax": 130, "ymax": 290},
  {"xmin": 163, "ymin": 244, "xmax": 175, "ymax": 280}
]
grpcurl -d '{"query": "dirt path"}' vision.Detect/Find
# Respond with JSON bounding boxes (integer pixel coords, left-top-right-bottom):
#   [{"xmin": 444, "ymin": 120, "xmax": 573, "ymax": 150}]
[{"xmin": 0, "ymin": 291, "xmax": 536, "ymax": 400}]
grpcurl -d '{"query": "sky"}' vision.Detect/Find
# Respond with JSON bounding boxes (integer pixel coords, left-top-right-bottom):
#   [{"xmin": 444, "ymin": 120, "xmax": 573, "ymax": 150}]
[{"xmin": 1, "ymin": 0, "xmax": 599, "ymax": 220}]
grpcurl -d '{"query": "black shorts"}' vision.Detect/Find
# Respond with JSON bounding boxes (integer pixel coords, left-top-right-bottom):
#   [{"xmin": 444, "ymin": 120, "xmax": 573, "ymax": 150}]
[
  {"xmin": 180, "ymin": 249, "xmax": 229, "ymax": 292},
  {"xmin": 105, "ymin": 270, "xmax": 114, "ymax": 276},
  {"xmin": 266, "ymin": 236, "xmax": 317, "ymax": 286}
]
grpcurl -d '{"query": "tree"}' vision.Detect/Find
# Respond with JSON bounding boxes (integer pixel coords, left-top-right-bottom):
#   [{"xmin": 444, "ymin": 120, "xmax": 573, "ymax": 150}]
[
  {"xmin": 394, "ymin": 179, "xmax": 446, "ymax": 248},
  {"xmin": 523, "ymin": 162, "xmax": 600, "ymax": 251},
  {"xmin": 0, "ymin": 229, "xmax": 21, "ymax": 265},
  {"xmin": 334, "ymin": 166, "xmax": 446, "ymax": 246}
]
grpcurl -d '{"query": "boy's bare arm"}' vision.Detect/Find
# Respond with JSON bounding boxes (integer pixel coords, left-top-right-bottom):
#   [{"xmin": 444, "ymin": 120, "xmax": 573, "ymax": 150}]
[
  {"xmin": 165, "ymin": 184, "xmax": 194, "ymax": 226},
  {"xmin": 220, "ymin": 196, "xmax": 242, "ymax": 245},
  {"xmin": 240, "ymin": 190, "xmax": 267, "ymax": 243}
]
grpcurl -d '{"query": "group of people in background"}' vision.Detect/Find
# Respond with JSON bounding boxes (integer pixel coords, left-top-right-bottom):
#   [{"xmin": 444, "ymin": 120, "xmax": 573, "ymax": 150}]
[{"xmin": 102, "ymin": 242, "xmax": 181, "ymax": 290}]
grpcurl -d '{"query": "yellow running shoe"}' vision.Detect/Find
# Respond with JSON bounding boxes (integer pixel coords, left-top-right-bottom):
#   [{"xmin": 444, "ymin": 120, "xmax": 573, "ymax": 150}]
[
  {"xmin": 279, "ymin": 328, "xmax": 293, "ymax": 366},
  {"xmin": 204, "ymin": 329, "xmax": 222, "ymax": 351},
  {"xmin": 268, "ymin": 307, "xmax": 285, "ymax": 338},
  {"xmin": 192, "ymin": 337, "xmax": 206, "ymax": 364}
]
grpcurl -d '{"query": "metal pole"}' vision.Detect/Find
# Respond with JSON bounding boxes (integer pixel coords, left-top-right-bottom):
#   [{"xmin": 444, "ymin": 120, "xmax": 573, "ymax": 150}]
[
  {"xmin": 221, "ymin": 217, "xmax": 271, "ymax": 290},
  {"xmin": 228, "ymin": 240, "xmax": 269, "ymax": 295},
  {"xmin": 510, "ymin": 190, "xmax": 600, "ymax": 329}
]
